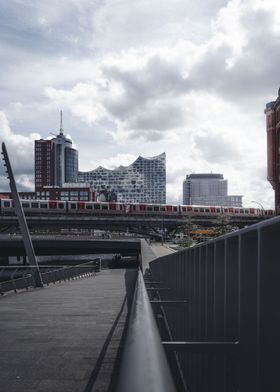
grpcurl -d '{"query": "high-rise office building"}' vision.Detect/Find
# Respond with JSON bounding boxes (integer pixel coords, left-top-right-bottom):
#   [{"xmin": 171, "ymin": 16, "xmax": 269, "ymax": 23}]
[
  {"xmin": 182, "ymin": 173, "xmax": 242, "ymax": 207},
  {"xmin": 265, "ymin": 89, "xmax": 280, "ymax": 214},
  {"xmin": 78, "ymin": 153, "xmax": 166, "ymax": 203},
  {"xmin": 34, "ymin": 112, "xmax": 78, "ymax": 190}
]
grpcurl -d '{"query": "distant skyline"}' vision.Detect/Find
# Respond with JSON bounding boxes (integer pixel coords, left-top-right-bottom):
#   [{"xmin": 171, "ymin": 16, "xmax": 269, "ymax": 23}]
[{"xmin": 0, "ymin": 0, "xmax": 279, "ymax": 207}]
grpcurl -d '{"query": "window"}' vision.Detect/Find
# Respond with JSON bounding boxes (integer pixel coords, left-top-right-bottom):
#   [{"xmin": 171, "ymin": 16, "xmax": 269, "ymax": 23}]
[
  {"xmin": 31, "ymin": 202, "xmax": 39, "ymax": 208},
  {"xmin": 3, "ymin": 201, "xmax": 10, "ymax": 207},
  {"xmin": 58, "ymin": 203, "xmax": 64, "ymax": 209},
  {"xmin": 22, "ymin": 202, "xmax": 30, "ymax": 208}
]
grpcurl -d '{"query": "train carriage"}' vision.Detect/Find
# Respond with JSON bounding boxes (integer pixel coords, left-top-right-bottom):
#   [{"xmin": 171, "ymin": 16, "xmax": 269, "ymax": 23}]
[{"xmin": 0, "ymin": 198, "xmax": 274, "ymax": 220}]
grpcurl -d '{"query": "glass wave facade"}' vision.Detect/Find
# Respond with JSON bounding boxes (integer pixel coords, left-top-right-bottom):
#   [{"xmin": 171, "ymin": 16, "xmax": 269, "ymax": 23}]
[{"xmin": 78, "ymin": 153, "xmax": 166, "ymax": 203}]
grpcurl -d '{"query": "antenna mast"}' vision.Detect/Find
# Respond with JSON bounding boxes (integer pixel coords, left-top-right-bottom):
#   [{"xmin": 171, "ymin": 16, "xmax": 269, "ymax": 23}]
[{"xmin": 59, "ymin": 110, "xmax": 64, "ymax": 135}]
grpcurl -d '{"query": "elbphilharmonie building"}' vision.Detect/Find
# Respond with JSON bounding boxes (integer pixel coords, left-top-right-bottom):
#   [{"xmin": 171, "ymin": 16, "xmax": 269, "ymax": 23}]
[{"xmin": 78, "ymin": 153, "xmax": 166, "ymax": 203}]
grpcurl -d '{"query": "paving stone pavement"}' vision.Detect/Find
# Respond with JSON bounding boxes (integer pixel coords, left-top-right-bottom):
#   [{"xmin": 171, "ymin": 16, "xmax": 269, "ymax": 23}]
[{"xmin": 0, "ymin": 269, "xmax": 137, "ymax": 392}]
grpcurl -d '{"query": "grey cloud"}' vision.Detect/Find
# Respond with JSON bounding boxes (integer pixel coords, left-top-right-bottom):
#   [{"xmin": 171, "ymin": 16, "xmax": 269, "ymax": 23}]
[
  {"xmin": 0, "ymin": 141, "xmax": 34, "ymax": 177},
  {"xmin": 129, "ymin": 103, "xmax": 186, "ymax": 131},
  {"xmin": 0, "ymin": 1, "xmax": 98, "ymax": 59},
  {"xmin": 193, "ymin": 130, "xmax": 241, "ymax": 164},
  {"xmin": 102, "ymin": 56, "xmax": 189, "ymax": 139},
  {"xmin": 104, "ymin": 56, "xmax": 188, "ymax": 113},
  {"xmin": 187, "ymin": 8, "xmax": 280, "ymax": 105}
]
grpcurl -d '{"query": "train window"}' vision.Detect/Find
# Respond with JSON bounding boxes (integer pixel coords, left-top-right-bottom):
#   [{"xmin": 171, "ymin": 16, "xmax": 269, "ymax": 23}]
[
  {"xmin": 199, "ymin": 208, "xmax": 204, "ymax": 212},
  {"xmin": 40, "ymin": 203, "xmax": 48, "ymax": 208},
  {"xmin": 109, "ymin": 203, "xmax": 116, "ymax": 210},
  {"xmin": 139, "ymin": 205, "xmax": 146, "ymax": 211},
  {"xmin": 86, "ymin": 204, "xmax": 93, "ymax": 209},
  {"xmin": 223, "ymin": 208, "xmax": 228, "ymax": 213},
  {"xmin": 147, "ymin": 206, "xmax": 153, "ymax": 211},
  {"xmin": 194, "ymin": 208, "xmax": 199, "ymax": 212},
  {"xmin": 119, "ymin": 205, "xmax": 123, "ymax": 210},
  {"xmin": 229, "ymin": 208, "xmax": 234, "ymax": 213},
  {"xmin": 182, "ymin": 207, "xmax": 186, "ymax": 212},
  {"xmin": 173, "ymin": 206, "xmax": 178, "ymax": 212},
  {"xmin": 205, "ymin": 208, "xmax": 210, "ymax": 212},
  {"xmin": 154, "ymin": 206, "xmax": 159, "ymax": 211},
  {"xmin": 3, "ymin": 201, "xmax": 10, "ymax": 207},
  {"xmin": 160, "ymin": 207, "xmax": 165, "ymax": 211},
  {"xmin": 216, "ymin": 208, "xmax": 221, "ymax": 213},
  {"xmin": 239, "ymin": 209, "xmax": 244, "ymax": 214},
  {"xmin": 234, "ymin": 209, "xmax": 239, "ymax": 213},
  {"xmin": 94, "ymin": 204, "xmax": 100, "ymax": 209},
  {"xmin": 245, "ymin": 209, "xmax": 249, "ymax": 214},
  {"xmin": 58, "ymin": 203, "xmax": 64, "ymax": 209},
  {"xmin": 210, "ymin": 207, "xmax": 216, "ymax": 213},
  {"xmin": 102, "ymin": 205, "xmax": 108, "ymax": 210},
  {"xmin": 187, "ymin": 206, "xmax": 192, "ymax": 211},
  {"xmin": 132, "ymin": 205, "xmax": 136, "ymax": 211},
  {"xmin": 31, "ymin": 202, "xmax": 39, "ymax": 208},
  {"xmin": 70, "ymin": 203, "xmax": 76, "ymax": 209},
  {"xmin": 22, "ymin": 202, "xmax": 30, "ymax": 208}
]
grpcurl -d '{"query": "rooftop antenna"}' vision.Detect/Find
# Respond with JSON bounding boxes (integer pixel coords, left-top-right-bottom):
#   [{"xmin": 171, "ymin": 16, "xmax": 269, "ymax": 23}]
[{"xmin": 59, "ymin": 110, "xmax": 64, "ymax": 135}]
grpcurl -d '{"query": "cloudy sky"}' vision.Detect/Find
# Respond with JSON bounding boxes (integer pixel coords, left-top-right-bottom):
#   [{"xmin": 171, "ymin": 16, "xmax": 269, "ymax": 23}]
[{"xmin": 0, "ymin": 0, "xmax": 279, "ymax": 208}]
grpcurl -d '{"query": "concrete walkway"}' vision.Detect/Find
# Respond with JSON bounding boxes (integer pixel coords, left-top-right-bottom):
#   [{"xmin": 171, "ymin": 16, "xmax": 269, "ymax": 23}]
[
  {"xmin": 0, "ymin": 269, "xmax": 137, "ymax": 392},
  {"xmin": 141, "ymin": 239, "xmax": 176, "ymax": 271}
]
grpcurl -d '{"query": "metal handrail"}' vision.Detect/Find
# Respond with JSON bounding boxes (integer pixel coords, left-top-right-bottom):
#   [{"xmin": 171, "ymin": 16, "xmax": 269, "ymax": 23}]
[
  {"xmin": 0, "ymin": 261, "xmax": 98, "ymax": 296},
  {"xmin": 117, "ymin": 269, "xmax": 176, "ymax": 392}
]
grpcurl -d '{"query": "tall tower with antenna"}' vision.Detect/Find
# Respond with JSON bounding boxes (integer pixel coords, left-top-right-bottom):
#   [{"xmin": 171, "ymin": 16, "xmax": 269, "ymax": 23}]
[{"xmin": 34, "ymin": 111, "xmax": 78, "ymax": 190}]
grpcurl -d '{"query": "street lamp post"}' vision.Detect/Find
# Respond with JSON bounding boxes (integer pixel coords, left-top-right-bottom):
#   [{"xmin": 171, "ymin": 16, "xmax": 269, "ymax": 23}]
[{"xmin": 251, "ymin": 200, "xmax": 265, "ymax": 216}]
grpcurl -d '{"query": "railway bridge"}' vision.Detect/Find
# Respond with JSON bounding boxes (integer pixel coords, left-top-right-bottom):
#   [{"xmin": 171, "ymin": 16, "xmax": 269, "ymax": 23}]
[{"xmin": 0, "ymin": 212, "xmax": 265, "ymax": 237}]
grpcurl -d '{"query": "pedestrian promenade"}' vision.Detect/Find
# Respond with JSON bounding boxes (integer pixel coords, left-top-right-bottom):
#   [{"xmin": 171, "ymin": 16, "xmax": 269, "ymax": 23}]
[
  {"xmin": 0, "ymin": 269, "xmax": 137, "ymax": 392},
  {"xmin": 140, "ymin": 239, "xmax": 176, "ymax": 271}
]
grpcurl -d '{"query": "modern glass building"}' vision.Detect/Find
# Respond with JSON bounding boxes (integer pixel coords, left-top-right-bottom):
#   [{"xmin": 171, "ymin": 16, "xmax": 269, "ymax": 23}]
[
  {"xmin": 34, "ymin": 112, "xmax": 78, "ymax": 190},
  {"xmin": 182, "ymin": 173, "xmax": 242, "ymax": 207},
  {"xmin": 78, "ymin": 153, "xmax": 166, "ymax": 203}
]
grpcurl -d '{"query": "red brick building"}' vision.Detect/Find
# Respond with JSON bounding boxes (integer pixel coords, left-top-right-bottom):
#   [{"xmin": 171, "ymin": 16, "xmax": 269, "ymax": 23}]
[
  {"xmin": 35, "ymin": 139, "xmax": 54, "ymax": 189},
  {"xmin": 265, "ymin": 88, "xmax": 280, "ymax": 214},
  {"xmin": 1, "ymin": 186, "xmax": 94, "ymax": 202}
]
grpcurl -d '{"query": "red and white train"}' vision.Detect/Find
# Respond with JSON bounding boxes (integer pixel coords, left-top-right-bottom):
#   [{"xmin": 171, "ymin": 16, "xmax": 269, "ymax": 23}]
[{"xmin": 0, "ymin": 199, "xmax": 274, "ymax": 219}]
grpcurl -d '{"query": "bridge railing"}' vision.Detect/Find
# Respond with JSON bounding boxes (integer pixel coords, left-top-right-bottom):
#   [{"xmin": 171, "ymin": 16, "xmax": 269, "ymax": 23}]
[
  {"xmin": 0, "ymin": 261, "xmax": 99, "ymax": 296},
  {"xmin": 117, "ymin": 269, "xmax": 176, "ymax": 392},
  {"xmin": 149, "ymin": 215, "xmax": 280, "ymax": 391}
]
